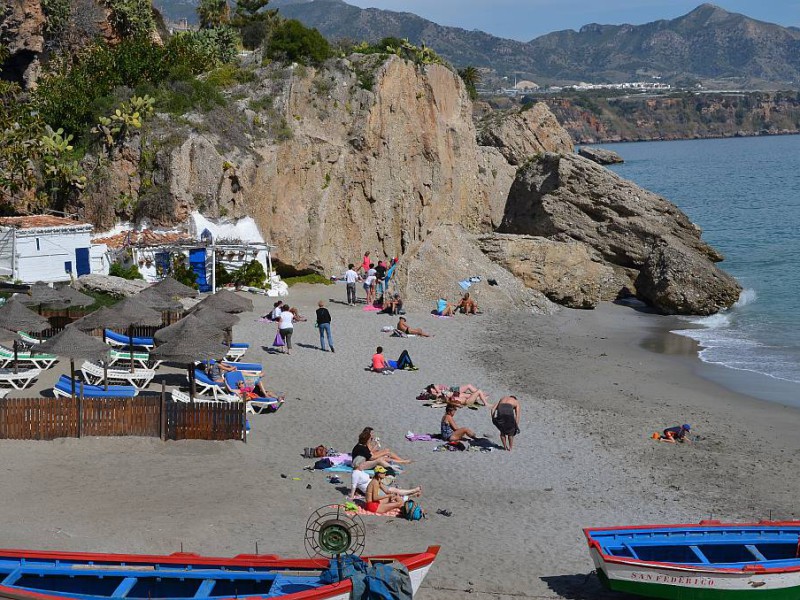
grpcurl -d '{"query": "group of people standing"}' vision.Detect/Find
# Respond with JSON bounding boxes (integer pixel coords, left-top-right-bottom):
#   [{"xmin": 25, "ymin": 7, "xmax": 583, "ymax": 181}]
[{"xmin": 344, "ymin": 251, "xmax": 396, "ymax": 306}]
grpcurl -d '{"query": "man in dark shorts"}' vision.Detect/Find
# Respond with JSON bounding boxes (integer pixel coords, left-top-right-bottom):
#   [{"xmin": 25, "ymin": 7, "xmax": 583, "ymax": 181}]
[{"xmin": 491, "ymin": 395, "xmax": 521, "ymax": 451}]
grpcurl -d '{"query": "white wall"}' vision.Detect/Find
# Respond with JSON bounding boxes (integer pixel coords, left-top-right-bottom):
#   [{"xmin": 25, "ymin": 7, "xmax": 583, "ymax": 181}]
[{"xmin": 13, "ymin": 229, "xmax": 93, "ymax": 283}]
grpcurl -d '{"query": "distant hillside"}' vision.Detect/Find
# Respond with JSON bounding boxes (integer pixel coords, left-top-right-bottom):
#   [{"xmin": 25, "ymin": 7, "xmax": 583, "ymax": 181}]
[{"xmin": 153, "ymin": 0, "xmax": 800, "ymax": 89}]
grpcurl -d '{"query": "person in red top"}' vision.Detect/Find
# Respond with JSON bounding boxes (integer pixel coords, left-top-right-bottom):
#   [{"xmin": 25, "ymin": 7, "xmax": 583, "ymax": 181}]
[
  {"xmin": 361, "ymin": 251, "xmax": 371, "ymax": 275},
  {"xmin": 372, "ymin": 346, "xmax": 391, "ymax": 373}
]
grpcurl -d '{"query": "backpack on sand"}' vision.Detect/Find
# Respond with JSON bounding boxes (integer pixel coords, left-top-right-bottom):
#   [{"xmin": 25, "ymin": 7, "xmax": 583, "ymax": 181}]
[{"xmin": 402, "ymin": 499, "xmax": 425, "ymax": 521}]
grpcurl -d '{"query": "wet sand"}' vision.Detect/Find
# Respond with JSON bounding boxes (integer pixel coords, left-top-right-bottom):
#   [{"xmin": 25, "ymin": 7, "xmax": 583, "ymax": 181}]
[{"xmin": 1, "ymin": 284, "xmax": 799, "ymax": 599}]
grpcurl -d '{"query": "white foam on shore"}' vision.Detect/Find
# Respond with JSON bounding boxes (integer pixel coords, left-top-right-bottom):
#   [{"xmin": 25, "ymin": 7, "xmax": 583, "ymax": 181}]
[{"xmin": 670, "ymin": 288, "xmax": 800, "ymax": 383}]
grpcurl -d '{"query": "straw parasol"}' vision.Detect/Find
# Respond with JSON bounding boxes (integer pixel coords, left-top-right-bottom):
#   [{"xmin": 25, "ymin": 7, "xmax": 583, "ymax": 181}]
[
  {"xmin": 151, "ymin": 328, "xmax": 229, "ymax": 400},
  {"xmin": 52, "ymin": 285, "xmax": 94, "ymax": 308},
  {"xmin": 103, "ymin": 297, "xmax": 162, "ymax": 372},
  {"xmin": 70, "ymin": 306, "xmax": 119, "ymax": 332},
  {"xmin": 0, "ymin": 299, "xmax": 50, "ymax": 372},
  {"xmin": 193, "ymin": 288, "xmax": 253, "ymax": 313},
  {"xmin": 136, "ymin": 287, "xmax": 183, "ymax": 312},
  {"xmin": 190, "ymin": 306, "xmax": 240, "ymax": 330},
  {"xmin": 151, "ymin": 276, "xmax": 199, "ymax": 299},
  {"xmin": 153, "ymin": 314, "xmax": 226, "ymax": 345},
  {"xmin": 35, "ymin": 325, "xmax": 110, "ymax": 398},
  {"xmin": 17, "ymin": 283, "xmax": 68, "ymax": 308}
]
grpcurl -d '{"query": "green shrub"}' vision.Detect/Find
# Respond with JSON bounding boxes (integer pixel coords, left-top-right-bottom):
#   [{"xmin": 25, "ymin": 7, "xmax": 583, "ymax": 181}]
[
  {"xmin": 206, "ymin": 64, "xmax": 256, "ymax": 88},
  {"xmin": 283, "ymin": 273, "xmax": 332, "ymax": 286},
  {"xmin": 171, "ymin": 256, "xmax": 199, "ymax": 289},
  {"xmin": 109, "ymin": 262, "xmax": 143, "ymax": 280},
  {"xmin": 265, "ymin": 19, "xmax": 332, "ymax": 66},
  {"xmin": 104, "ymin": 0, "xmax": 156, "ymax": 39}
]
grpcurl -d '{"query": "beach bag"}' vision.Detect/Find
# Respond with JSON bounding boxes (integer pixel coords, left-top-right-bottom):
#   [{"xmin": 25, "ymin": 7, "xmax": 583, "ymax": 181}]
[
  {"xmin": 402, "ymin": 499, "xmax": 425, "ymax": 521},
  {"xmin": 273, "ymin": 331, "xmax": 284, "ymax": 347},
  {"xmin": 314, "ymin": 445, "xmax": 327, "ymax": 458}
]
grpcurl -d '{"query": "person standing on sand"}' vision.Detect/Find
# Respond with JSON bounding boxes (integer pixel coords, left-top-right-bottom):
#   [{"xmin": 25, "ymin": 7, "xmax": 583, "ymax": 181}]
[
  {"xmin": 344, "ymin": 264, "xmax": 359, "ymax": 305},
  {"xmin": 361, "ymin": 251, "xmax": 371, "ymax": 276},
  {"xmin": 277, "ymin": 305, "xmax": 296, "ymax": 355},
  {"xmin": 491, "ymin": 396, "xmax": 521, "ymax": 451},
  {"xmin": 316, "ymin": 300, "xmax": 334, "ymax": 352}
]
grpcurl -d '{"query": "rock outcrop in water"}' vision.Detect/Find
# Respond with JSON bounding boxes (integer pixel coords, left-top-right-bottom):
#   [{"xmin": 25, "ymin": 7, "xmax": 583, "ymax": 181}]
[{"xmin": 577, "ymin": 147, "xmax": 624, "ymax": 165}]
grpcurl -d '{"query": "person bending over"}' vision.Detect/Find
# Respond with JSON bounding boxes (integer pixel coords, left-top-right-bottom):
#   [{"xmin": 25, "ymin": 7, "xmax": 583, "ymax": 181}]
[
  {"xmin": 364, "ymin": 467, "xmax": 405, "ymax": 514},
  {"xmin": 396, "ymin": 316, "xmax": 431, "ymax": 337},
  {"xmin": 440, "ymin": 406, "xmax": 477, "ymax": 442},
  {"xmin": 491, "ymin": 396, "xmax": 521, "ymax": 451},
  {"xmin": 351, "ymin": 428, "xmax": 410, "ymax": 465}
]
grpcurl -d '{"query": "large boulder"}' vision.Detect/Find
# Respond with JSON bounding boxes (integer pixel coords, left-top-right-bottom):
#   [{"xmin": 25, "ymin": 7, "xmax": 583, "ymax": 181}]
[
  {"xmin": 478, "ymin": 234, "xmax": 621, "ymax": 309},
  {"xmin": 399, "ymin": 224, "xmax": 557, "ymax": 314},
  {"xmin": 477, "ymin": 103, "xmax": 574, "ymax": 165},
  {"xmin": 578, "ymin": 147, "xmax": 624, "ymax": 165},
  {"xmin": 635, "ymin": 242, "xmax": 742, "ymax": 315},
  {"xmin": 499, "ymin": 152, "xmax": 740, "ymax": 314}
]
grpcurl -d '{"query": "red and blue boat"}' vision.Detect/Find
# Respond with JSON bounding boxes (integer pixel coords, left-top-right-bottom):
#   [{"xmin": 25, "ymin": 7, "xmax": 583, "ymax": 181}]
[
  {"xmin": 585, "ymin": 520, "xmax": 800, "ymax": 599},
  {"xmin": 0, "ymin": 546, "xmax": 439, "ymax": 600}
]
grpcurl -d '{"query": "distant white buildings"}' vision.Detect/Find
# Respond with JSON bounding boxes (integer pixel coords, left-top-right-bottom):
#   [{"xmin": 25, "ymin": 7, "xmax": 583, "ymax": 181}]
[
  {"xmin": 564, "ymin": 81, "xmax": 672, "ymax": 91},
  {"xmin": 0, "ymin": 216, "xmax": 98, "ymax": 283}
]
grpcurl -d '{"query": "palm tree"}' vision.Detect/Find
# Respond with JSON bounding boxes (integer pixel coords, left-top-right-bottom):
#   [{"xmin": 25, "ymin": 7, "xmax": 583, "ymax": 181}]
[
  {"xmin": 197, "ymin": 0, "xmax": 230, "ymax": 29},
  {"xmin": 458, "ymin": 66, "xmax": 481, "ymax": 100}
]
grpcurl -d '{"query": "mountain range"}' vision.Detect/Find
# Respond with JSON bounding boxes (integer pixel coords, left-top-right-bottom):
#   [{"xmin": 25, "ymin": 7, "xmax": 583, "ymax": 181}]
[{"xmin": 158, "ymin": 0, "xmax": 800, "ymax": 89}]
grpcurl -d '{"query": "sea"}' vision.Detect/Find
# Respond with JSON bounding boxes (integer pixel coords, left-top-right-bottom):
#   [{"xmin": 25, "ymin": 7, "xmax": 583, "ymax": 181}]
[{"xmin": 602, "ymin": 135, "xmax": 800, "ymax": 398}]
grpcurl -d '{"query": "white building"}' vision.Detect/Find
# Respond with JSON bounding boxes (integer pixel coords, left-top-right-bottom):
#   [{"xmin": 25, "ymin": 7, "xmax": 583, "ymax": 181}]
[{"xmin": 0, "ymin": 215, "xmax": 95, "ymax": 283}]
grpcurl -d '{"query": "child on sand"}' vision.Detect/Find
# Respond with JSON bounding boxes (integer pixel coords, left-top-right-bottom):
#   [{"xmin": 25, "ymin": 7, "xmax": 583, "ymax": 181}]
[{"xmin": 655, "ymin": 424, "xmax": 692, "ymax": 443}]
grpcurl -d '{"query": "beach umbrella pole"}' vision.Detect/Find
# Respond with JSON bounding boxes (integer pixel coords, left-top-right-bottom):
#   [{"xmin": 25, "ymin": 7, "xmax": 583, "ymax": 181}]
[
  {"xmin": 12, "ymin": 340, "xmax": 18, "ymax": 374},
  {"xmin": 188, "ymin": 364, "xmax": 196, "ymax": 401},
  {"xmin": 70, "ymin": 358, "xmax": 76, "ymax": 399},
  {"xmin": 128, "ymin": 325, "xmax": 135, "ymax": 373},
  {"xmin": 103, "ymin": 360, "xmax": 108, "ymax": 391}
]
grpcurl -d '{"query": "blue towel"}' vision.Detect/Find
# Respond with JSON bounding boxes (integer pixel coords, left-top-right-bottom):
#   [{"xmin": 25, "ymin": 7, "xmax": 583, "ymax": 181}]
[{"xmin": 458, "ymin": 279, "xmax": 472, "ymax": 290}]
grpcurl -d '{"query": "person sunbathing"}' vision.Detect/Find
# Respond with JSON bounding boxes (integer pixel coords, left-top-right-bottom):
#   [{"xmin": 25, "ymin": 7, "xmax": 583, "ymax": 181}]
[
  {"xmin": 349, "ymin": 456, "xmax": 421, "ymax": 500},
  {"xmin": 289, "ymin": 307, "xmax": 307, "ymax": 322},
  {"xmin": 396, "ymin": 316, "xmax": 431, "ymax": 337},
  {"xmin": 440, "ymin": 406, "xmax": 477, "ymax": 442},
  {"xmin": 424, "ymin": 384, "xmax": 489, "ymax": 407},
  {"xmin": 234, "ymin": 379, "xmax": 283, "ymax": 402},
  {"xmin": 455, "ymin": 292, "xmax": 478, "ymax": 314},
  {"xmin": 352, "ymin": 428, "xmax": 411, "ymax": 465},
  {"xmin": 435, "ymin": 298, "xmax": 455, "ymax": 316},
  {"xmin": 364, "ymin": 467, "xmax": 405, "ymax": 514}
]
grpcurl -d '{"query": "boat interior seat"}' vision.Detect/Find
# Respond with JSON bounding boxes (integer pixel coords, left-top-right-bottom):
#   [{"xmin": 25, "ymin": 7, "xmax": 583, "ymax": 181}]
[
  {"xmin": 746, "ymin": 545, "xmax": 768, "ymax": 562},
  {"xmin": 266, "ymin": 575, "xmax": 320, "ymax": 597},
  {"xmin": 688, "ymin": 546, "xmax": 710, "ymax": 564}
]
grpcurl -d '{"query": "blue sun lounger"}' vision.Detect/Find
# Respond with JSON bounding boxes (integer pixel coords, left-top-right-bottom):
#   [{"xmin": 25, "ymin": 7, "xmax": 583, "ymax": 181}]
[
  {"xmin": 223, "ymin": 370, "xmax": 282, "ymax": 414},
  {"xmin": 104, "ymin": 329, "xmax": 155, "ymax": 349},
  {"xmin": 53, "ymin": 375, "xmax": 138, "ymax": 398},
  {"xmin": 201, "ymin": 359, "xmax": 263, "ymax": 373}
]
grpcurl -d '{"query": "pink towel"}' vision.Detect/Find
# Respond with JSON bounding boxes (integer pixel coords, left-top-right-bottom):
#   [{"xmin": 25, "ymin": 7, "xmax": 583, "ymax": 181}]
[
  {"xmin": 406, "ymin": 433, "xmax": 434, "ymax": 441},
  {"xmin": 363, "ymin": 305, "xmax": 381, "ymax": 312},
  {"xmin": 327, "ymin": 454, "xmax": 351, "ymax": 466}
]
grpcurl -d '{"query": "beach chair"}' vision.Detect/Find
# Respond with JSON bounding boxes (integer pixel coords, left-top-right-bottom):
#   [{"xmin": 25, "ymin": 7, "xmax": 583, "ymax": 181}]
[
  {"xmin": 0, "ymin": 345, "xmax": 58, "ymax": 369},
  {"xmin": 222, "ymin": 370, "xmax": 282, "ymax": 414},
  {"xmin": 171, "ymin": 388, "xmax": 235, "ymax": 405},
  {"xmin": 0, "ymin": 367, "xmax": 41, "ymax": 389},
  {"xmin": 107, "ymin": 348, "xmax": 162, "ymax": 369},
  {"xmin": 53, "ymin": 375, "xmax": 137, "ymax": 398},
  {"xmin": 80, "ymin": 361, "xmax": 156, "ymax": 389},
  {"xmin": 201, "ymin": 359, "xmax": 263, "ymax": 377},
  {"xmin": 103, "ymin": 329, "xmax": 155, "ymax": 349},
  {"xmin": 17, "ymin": 331, "xmax": 43, "ymax": 344},
  {"xmin": 224, "ymin": 342, "xmax": 249, "ymax": 362},
  {"xmin": 192, "ymin": 369, "xmax": 233, "ymax": 400}
]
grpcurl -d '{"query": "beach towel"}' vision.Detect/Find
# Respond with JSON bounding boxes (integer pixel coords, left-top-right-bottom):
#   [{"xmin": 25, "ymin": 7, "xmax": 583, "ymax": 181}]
[
  {"xmin": 458, "ymin": 279, "xmax": 472, "ymax": 290},
  {"xmin": 363, "ymin": 305, "xmax": 382, "ymax": 312},
  {"xmin": 327, "ymin": 453, "xmax": 351, "ymax": 466},
  {"xmin": 405, "ymin": 433, "xmax": 435, "ymax": 441},
  {"xmin": 343, "ymin": 501, "xmax": 402, "ymax": 518},
  {"xmin": 431, "ymin": 314, "xmax": 452, "ymax": 319}
]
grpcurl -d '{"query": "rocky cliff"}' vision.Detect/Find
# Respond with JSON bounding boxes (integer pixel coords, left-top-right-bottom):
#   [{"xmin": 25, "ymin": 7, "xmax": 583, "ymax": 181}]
[{"xmin": 73, "ymin": 50, "xmax": 738, "ymax": 315}]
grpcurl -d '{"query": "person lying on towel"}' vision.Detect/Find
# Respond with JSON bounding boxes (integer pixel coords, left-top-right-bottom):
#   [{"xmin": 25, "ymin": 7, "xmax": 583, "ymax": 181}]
[{"xmin": 372, "ymin": 346, "xmax": 417, "ymax": 372}]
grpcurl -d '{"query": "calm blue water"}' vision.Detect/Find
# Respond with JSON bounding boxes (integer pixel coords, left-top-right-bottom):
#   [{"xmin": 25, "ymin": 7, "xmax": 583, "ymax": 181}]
[{"xmin": 604, "ymin": 136, "xmax": 800, "ymax": 383}]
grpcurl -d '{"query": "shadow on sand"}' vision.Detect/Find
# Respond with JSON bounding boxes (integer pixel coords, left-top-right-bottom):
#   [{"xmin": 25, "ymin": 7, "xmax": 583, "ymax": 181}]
[{"xmin": 542, "ymin": 573, "xmax": 637, "ymax": 600}]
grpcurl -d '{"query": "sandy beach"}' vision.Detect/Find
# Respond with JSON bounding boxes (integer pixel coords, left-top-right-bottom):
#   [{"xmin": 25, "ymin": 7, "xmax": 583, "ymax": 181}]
[{"xmin": 2, "ymin": 283, "xmax": 800, "ymax": 599}]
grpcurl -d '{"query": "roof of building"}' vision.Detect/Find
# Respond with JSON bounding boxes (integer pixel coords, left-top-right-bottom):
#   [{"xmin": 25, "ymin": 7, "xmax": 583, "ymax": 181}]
[
  {"xmin": 514, "ymin": 80, "xmax": 539, "ymax": 90},
  {"xmin": 0, "ymin": 215, "xmax": 91, "ymax": 230},
  {"xmin": 92, "ymin": 229, "xmax": 192, "ymax": 250}
]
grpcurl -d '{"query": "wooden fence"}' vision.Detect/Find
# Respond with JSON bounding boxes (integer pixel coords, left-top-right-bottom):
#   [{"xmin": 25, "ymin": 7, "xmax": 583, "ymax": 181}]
[{"xmin": 0, "ymin": 395, "xmax": 245, "ymax": 442}]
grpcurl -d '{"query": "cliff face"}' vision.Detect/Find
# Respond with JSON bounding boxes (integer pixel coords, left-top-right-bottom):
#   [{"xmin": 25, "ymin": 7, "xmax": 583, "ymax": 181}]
[{"xmin": 79, "ymin": 52, "xmax": 739, "ymax": 314}]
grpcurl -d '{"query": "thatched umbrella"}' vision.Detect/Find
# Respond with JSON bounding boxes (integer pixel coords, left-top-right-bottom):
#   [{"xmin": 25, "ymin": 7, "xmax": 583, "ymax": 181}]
[
  {"xmin": 136, "ymin": 287, "xmax": 183, "ymax": 312},
  {"xmin": 0, "ymin": 299, "xmax": 50, "ymax": 372},
  {"xmin": 70, "ymin": 306, "xmax": 118, "ymax": 333},
  {"xmin": 190, "ymin": 306, "xmax": 240, "ymax": 330},
  {"xmin": 193, "ymin": 288, "xmax": 253, "ymax": 314},
  {"xmin": 153, "ymin": 314, "xmax": 226, "ymax": 346},
  {"xmin": 151, "ymin": 276, "xmax": 199, "ymax": 299},
  {"xmin": 104, "ymin": 297, "xmax": 162, "ymax": 372},
  {"xmin": 53, "ymin": 285, "xmax": 94, "ymax": 308},
  {"xmin": 17, "ymin": 282, "xmax": 68, "ymax": 309},
  {"xmin": 35, "ymin": 325, "xmax": 110, "ymax": 398},
  {"xmin": 151, "ymin": 329, "xmax": 229, "ymax": 400}
]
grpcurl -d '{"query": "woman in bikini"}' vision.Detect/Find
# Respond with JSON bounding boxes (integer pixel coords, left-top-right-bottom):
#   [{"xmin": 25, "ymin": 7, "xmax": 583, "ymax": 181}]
[
  {"xmin": 364, "ymin": 467, "xmax": 406, "ymax": 514},
  {"xmin": 425, "ymin": 384, "xmax": 489, "ymax": 407},
  {"xmin": 441, "ymin": 406, "xmax": 477, "ymax": 442},
  {"xmin": 351, "ymin": 428, "xmax": 411, "ymax": 466}
]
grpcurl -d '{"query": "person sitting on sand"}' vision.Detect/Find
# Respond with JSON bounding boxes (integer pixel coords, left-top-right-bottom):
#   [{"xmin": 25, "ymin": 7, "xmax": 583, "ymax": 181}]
[
  {"xmin": 372, "ymin": 346, "xmax": 416, "ymax": 372},
  {"xmin": 364, "ymin": 467, "xmax": 406, "ymax": 514},
  {"xmin": 435, "ymin": 297, "xmax": 455, "ymax": 316},
  {"xmin": 455, "ymin": 292, "xmax": 478, "ymax": 314},
  {"xmin": 396, "ymin": 316, "xmax": 431, "ymax": 337},
  {"xmin": 382, "ymin": 293, "xmax": 404, "ymax": 315},
  {"xmin": 491, "ymin": 396, "xmax": 521, "ymax": 451},
  {"xmin": 264, "ymin": 301, "xmax": 283, "ymax": 321},
  {"xmin": 288, "ymin": 307, "xmax": 307, "ymax": 322},
  {"xmin": 658, "ymin": 424, "xmax": 692, "ymax": 444},
  {"xmin": 441, "ymin": 406, "xmax": 477, "ymax": 442},
  {"xmin": 352, "ymin": 428, "xmax": 411, "ymax": 465},
  {"xmin": 206, "ymin": 361, "xmax": 237, "ymax": 384},
  {"xmin": 349, "ymin": 456, "xmax": 421, "ymax": 500}
]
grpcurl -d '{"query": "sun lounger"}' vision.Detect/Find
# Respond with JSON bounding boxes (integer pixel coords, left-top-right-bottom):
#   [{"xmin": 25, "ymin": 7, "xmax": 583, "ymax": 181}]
[
  {"xmin": 200, "ymin": 359, "xmax": 263, "ymax": 375},
  {"xmin": 222, "ymin": 370, "xmax": 282, "ymax": 414},
  {"xmin": 171, "ymin": 388, "xmax": 237, "ymax": 405},
  {"xmin": 80, "ymin": 361, "xmax": 156, "ymax": 389},
  {"xmin": 103, "ymin": 329, "xmax": 154, "ymax": 349},
  {"xmin": 0, "ymin": 367, "xmax": 41, "ymax": 389},
  {"xmin": 224, "ymin": 343, "xmax": 249, "ymax": 362},
  {"xmin": 17, "ymin": 331, "xmax": 43, "ymax": 344},
  {"xmin": 107, "ymin": 348, "xmax": 163, "ymax": 369},
  {"xmin": 53, "ymin": 375, "xmax": 138, "ymax": 398},
  {"xmin": 192, "ymin": 369, "xmax": 233, "ymax": 400},
  {"xmin": 0, "ymin": 345, "xmax": 58, "ymax": 369}
]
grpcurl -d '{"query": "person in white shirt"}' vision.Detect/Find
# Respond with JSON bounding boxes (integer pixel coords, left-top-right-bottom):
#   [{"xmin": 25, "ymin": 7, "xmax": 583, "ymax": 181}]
[
  {"xmin": 277, "ymin": 306, "xmax": 296, "ymax": 354},
  {"xmin": 348, "ymin": 456, "xmax": 422, "ymax": 500},
  {"xmin": 344, "ymin": 263, "xmax": 360, "ymax": 305},
  {"xmin": 363, "ymin": 274, "xmax": 377, "ymax": 305}
]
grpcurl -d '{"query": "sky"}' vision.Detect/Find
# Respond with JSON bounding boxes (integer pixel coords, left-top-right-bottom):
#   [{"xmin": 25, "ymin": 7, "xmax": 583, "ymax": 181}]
[{"xmin": 343, "ymin": 1, "xmax": 800, "ymax": 41}]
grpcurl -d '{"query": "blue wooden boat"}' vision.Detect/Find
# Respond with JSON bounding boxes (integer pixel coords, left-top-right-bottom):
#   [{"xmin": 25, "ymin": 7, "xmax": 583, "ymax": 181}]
[
  {"xmin": 585, "ymin": 520, "xmax": 800, "ymax": 599},
  {"xmin": 0, "ymin": 546, "xmax": 439, "ymax": 600}
]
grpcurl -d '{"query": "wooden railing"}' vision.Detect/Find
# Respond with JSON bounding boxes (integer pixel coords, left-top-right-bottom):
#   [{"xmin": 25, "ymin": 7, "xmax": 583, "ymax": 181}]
[{"xmin": 0, "ymin": 394, "xmax": 245, "ymax": 442}]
